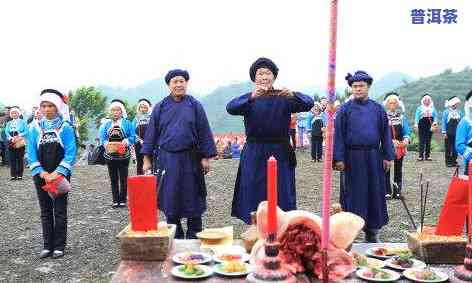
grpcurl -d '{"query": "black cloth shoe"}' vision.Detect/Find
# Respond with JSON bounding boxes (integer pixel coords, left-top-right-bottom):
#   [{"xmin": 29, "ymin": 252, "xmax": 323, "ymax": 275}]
[
  {"xmin": 425, "ymin": 157, "xmax": 433, "ymax": 161},
  {"xmin": 17, "ymin": 176, "xmax": 22, "ymax": 180},
  {"xmin": 39, "ymin": 249, "xmax": 51, "ymax": 259},
  {"xmin": 417, "ymin": 157, "xmax": 424, "ymax": 161},
  {"xmin": 119, "ymin": 202, "xmax": 127, "ymax": 207},
  {"xmin": 112, "ymin": 203, "xmax": 119, "ymax": 208},
  {"xmin": 364, "ymin": 229, "xmax": 380, "ymax": 243},
  {"xmin": 10, "ymin": 177, "xmax": 16, "ymax": 181},
  {"xmin": 385, "ymin": 194, "xmax": 392, "ymax": 200},
  {"xmin": 52, "ymin": 250, "xmax": 64, "ymax": 258}
]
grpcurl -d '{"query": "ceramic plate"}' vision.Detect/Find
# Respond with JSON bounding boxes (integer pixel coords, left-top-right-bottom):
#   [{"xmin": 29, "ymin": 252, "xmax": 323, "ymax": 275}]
[
  {"xmin": 171, "ymin": 264, "xmax": 213, "ymax": 279},
  {"xmin": 213, "ymin": 262, "xmax": 253, "ymax": 276},
  {"xmin": 403, "ymin": 268, "xmax": 449, "ymax": 283},
  {"xmin": 172, "ymin": 251, "xmax": 212, "ymax": 265},
  {"xmin": 356, "ymin": 268, "xmax": 401, "ymax": 282}
]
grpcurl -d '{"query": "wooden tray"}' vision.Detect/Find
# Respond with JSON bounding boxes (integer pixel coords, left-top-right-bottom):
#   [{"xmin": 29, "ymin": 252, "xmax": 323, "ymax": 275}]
[{"xmin": 117, "ymin": 224, "xmax": 176, "ymax": 261}]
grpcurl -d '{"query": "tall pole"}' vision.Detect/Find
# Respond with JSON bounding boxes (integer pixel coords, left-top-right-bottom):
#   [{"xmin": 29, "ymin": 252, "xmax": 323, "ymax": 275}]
[{"xmin": 321, "ymin": 1, "xmax": 339, "ymax": 282}]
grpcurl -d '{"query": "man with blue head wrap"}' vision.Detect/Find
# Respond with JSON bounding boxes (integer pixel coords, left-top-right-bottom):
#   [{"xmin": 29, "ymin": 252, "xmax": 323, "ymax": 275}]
[
  {"xmin": 334, "ymin": 70, "xmax": 394, "ymax": 242},
  {"xmin": 141, "ymin": 69, "xmax": 217, "ymax": 239}
]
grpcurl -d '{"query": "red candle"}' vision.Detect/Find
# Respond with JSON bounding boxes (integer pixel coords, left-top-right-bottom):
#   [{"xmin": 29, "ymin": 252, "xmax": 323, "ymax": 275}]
[
  {"xmin": 128, "ymin": 175, "xmax": 158, "ymax": 231},
  {"xmin": 267, "ymin": 156, "xmax": 278, "ymax": 236}
]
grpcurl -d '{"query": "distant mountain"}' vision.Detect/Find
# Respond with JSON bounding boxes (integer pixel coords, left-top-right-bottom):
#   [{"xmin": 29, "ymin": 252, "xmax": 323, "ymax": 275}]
[
  {"xmin": 97, "ymin": 78, "xmax": 198, "ymax": 105},
  {"xmin": 370, "ymin": 72, "xmax": 414, "ymax": 99},
  {"xmin": 201, "ymin": 81, "xmax": 253, "ymax": 134},
  {"xmin": 91, "ymin": 69, "xmax": 472, "ymax": 134},
  {"xmin": 392, "ymin": 67, "xmax": 472, "ymax": 124},
  {"xmin": 299, "ymin": 72, "xmax": 413, "ymax": 100}
]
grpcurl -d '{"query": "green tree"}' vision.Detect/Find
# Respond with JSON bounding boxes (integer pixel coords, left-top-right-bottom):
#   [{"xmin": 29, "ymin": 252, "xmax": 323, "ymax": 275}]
[{"xmin": 69, "ymin": 86, "xmax": 107, "ymax": 142}]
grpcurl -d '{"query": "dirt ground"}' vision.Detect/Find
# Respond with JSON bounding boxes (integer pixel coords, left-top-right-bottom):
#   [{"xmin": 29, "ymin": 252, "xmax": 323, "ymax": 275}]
[{"xmin": 0, "ymin": 151, "xmax": 457, "ymax": 282}]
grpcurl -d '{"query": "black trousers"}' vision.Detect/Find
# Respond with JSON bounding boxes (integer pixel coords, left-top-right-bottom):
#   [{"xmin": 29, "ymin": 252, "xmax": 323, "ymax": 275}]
[
  {"xmin": 386, "ymin": 157, "xmax": 404, "ymax": 195},
  {"xmin": 9, "ymin": 147, "xmax": 25, "ymax": 178},
  {"xmin": 0, "ymin": 142, "xmax": 6, "ymax": 165},
  {"xmin": 34, "ymin": 175, "xmax": 69, "ymax": 251},
  {"xmin": 418, "ymin": 128, "xmax": 432, "ymax": 159},
  {"xmin": 166, "ymin": 216, "xmax": 203, "ymax": 239},
  {"xmin": 311, "ymin": 135, "xmax": 323, "ymax": 160},
  {"xmin": 135, "ymin": 142, "xmax": 144, "ymax": 175},
  {"xmin": 445, "ymin": 135, "xmax": 458, "ymax": 166},
  {"xmin": 107, "ymin": 158, "xmax": 130, "ymax": 203},
  {"xmin": 289, "ymin": 129, "xmax": 296, "ymax": 148}
]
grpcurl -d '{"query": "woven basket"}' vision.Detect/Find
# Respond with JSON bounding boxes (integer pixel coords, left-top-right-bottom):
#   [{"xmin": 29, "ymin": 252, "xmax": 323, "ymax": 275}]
[{"xmin": 406, "ymin": 229, "xmax": 467, "ymax": 264}]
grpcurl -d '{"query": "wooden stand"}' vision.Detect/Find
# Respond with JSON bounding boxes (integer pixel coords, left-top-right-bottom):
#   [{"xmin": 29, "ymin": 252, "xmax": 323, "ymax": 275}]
[{"xmin": 117, "ymin": 224, "xmax": 176, "ymax": 261}]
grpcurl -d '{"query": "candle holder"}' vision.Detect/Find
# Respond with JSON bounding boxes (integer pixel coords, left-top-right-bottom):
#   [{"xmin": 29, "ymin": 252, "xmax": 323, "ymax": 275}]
[
  {"xmin": 246, "ymin": 234, "xmax": 296, "ymax": 283},
  {"xmin": 454, "ymin": 243, "xmax": 472, "ymax": 281}
]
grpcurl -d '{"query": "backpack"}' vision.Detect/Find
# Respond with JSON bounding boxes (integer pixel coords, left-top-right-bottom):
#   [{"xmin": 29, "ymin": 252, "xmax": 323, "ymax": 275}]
[{"xmin": 88, "ymin": 145, "xmax": 106, "ymax": 165}]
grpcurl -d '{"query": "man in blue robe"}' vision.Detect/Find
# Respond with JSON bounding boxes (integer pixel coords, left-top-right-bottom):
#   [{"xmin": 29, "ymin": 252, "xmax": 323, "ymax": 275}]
[
  {"xmin": 227, "ymin": 57, "xmax": 314, "ymax": 224},
  {"xmin": 141, "ymin": 69, "xmax": 217, "ymax": 239},
  {"xmin": 333, "ymin": 70, "xmax": 394, "ymax": 242}
]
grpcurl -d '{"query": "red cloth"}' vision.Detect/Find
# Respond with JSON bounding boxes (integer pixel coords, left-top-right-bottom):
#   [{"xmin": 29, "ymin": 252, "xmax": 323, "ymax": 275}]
[
  {"xmin": 41, "ymin": 175, "xmax": 65, "ymax": 198},
  {"xmin": 128, "ymin": 175, "xmax": 158, "ymax": 232},
  {"xmin": 436, "ymin": 172, "xmax": 469, "ymax": 236}
]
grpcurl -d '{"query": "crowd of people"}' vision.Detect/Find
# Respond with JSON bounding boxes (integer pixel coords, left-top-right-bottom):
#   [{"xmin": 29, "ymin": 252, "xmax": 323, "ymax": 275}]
[{"xmin": 2, "ymin": 57, "xmax": 472, "ymax": 259}]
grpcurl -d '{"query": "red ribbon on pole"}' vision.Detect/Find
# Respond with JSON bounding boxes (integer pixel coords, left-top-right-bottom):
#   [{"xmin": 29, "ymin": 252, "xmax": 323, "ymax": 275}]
[{"xmin": 322, "ymin": 1, "xmax": 339, "ymax": 282}]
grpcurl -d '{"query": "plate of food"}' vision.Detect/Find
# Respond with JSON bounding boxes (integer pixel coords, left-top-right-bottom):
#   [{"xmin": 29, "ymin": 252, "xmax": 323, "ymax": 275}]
[
  {"xmin": 213, "ymin": 261, "xmax": 252, "ymax": 276},
  {"xmin": 403, "ymin": 268, "xmax": 449, "ymax": 282},
  {"xmin": 171, "ymin": 263, "xmax": 213, "ymax": 279},
  {"xmin": 356, "ymin": 268, "xmax": 401, "ymax": 282},
  {"xmin": 385, "ymin": 254, "xmax": 426, "ymax": 270},
  {"xmin": 365, "ymin": 247, "xmax": 410, "ymax": 259},
  {"xmin": 213, "ymin": 251, "xmax": 251, "ymax": 263},
  {"xmin": 172, "ymin": 251, "xmax": 212, "ymax": 264},
  {"xmin": 352, "ymin": 252, "xmax": 386, "ymax": 269},
  {"xmin": 197, "ymin": 230, "xmax": 229, "ymax": 245}
]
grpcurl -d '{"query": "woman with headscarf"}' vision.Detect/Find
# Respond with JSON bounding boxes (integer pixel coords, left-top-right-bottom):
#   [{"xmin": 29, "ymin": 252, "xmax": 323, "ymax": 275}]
[
  {"xmin": 307, "ymin": 102, "xmax": 327, "ymax": 162},
  {"xmin": 133, "ymin": 98, "xmax": 152, "ymax": 175},
  {"xmin": 227, "ymin": 57, "xmax": 314, "ymax": 224},
  {"xmin": 383, "ymin": 92, "xmax": 411, "ymax": 199},
  {"xmin": 414, "ymin": 94, "xmax": 438, "ymax": 161},
  {"xmin": 456, "ymin": 90, "xmax": 472, "ymax": 175},
  {"xmin": 27, "ymin": 89, "xmax": 77, "ymax": 258},
  {"xmin": 99, "ymin": 99, "xmax": 136, "ymax": 208},
  {"xmin": 5, "ymin": 106, "xmax": 28, "ymax": 180},
  {"xmin": 442, "ymin": 96, "xmax": 463, "ymax": 167}
]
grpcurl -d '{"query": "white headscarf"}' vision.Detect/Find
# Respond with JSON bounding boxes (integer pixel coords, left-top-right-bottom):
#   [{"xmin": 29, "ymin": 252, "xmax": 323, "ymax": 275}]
[
  {"xmin": 39, "ymin": 89, "xmax": 69, "ymax": 121},
  {"xmin": 9, "ymin": 106, "xmax": 22, "ymax": 117},
  {"xmin": 109, "ymin": 100, "xmax": 127, "ymax": 119},
  {"xmin": 383, "ymin": 94, "xmax": 405, "ymax": 113},
  {"xmin": 136, "ymin": 99, "xmax": 151, "ymax": 114}
]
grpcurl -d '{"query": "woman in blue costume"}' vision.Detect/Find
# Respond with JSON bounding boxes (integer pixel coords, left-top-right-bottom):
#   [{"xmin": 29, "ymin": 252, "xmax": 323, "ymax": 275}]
[
  {"xmin": 383, "ymin": 92, "xmax": 411, "ymax": 199},
  {"xmin": 227, "ymin": 58, "xmax": 314, "ymax": 224},
  {"xmin": 334, "ymin": 71, "xmax": 394, "ymax": 242},
  {"xmin": 133, "ymin": 98, "xmax": 152, "ymax": 175},
  {"xmin": 414, "ymin": 94, "xmax": 438, "ymax": 161},
  {"xmin": 100, "ymin": 99, "xmax": 136, "ymax": 208},
  {"xmin": 442, "ymin": 96, "xmax": 463, "ymax": 167},
  {"xmin": 455, "ymin": 90, "xmax": 472, "ymax": 174},
  {"xmin": 5, "ymin": 106, "xmax": 28, "ymax": 180},
  {"xmin": 27, "ymin": 89, "xmax": 77, "ymax": 259}
]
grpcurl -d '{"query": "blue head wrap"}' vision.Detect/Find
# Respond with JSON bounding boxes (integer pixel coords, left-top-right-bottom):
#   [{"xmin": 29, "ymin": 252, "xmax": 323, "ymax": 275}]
[
  {"xmin": 165, "ymin": 69, "xmax": 189, "ymax": 85},
  {"xmin": 249, "ymin": 57, "xmax": 279, "ymax": 82},
  {"xmin": 345, "ymin": 70, "xmax": 373, "ymax": 87}
]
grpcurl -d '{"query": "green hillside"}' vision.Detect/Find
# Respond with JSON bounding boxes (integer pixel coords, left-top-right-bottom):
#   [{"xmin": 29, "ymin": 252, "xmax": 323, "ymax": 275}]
[
  {"xmin": 201, "ymin": 81, "xmax": 253, "ymax": 134},
  {"xmin": 391, "ymin": 67, "xmax": 472, "ymax": 125}
]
